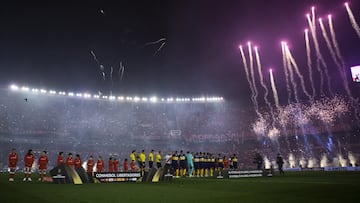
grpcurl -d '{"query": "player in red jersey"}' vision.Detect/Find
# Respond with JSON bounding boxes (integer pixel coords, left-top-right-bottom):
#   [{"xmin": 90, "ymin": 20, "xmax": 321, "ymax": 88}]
[
  {"xmin": 66, "ymin": 153, "xmax": 74, "ymax": 167},
  {"xmin": 96, "ymin": 156, "xmax": 104, "ymax": 172},
  {"xmin": 223, "ymin": 156, "xmax": 229, "ymax": 169},
  {"xmin": 87, "ymin": 156, "xmax": 95, "ymax": 173},
  {"xmin": 23, "ymin": 149, "xmax": 35, "ymax": 181},
  {"xmin": 123, "ymin": 158, "xmax": 129, "ymax": 172},
  {"xmin": 57, "ymin": 152, "xmax": 64, "ymax": 166},
  {"xmin": 113, "ymin": 158, "xmax": 119, "ymax": 172},
  {"xmin": 8, "ymin": 148, "xmax": 18, "ymax": 181},
  {"xmin": 108, "ymin": 157, "xmax": 114, "ymax": 172},
  {"xmin": 74, "ymin": 154, "xmax": 82, "ymax": 169},
  {"xmin": 38, "ymin": 150, "xmax": 48, "ymax": 181},
  {"xmin": 130, "ymin": 160, "xmax": 136, "ymax": 172}
]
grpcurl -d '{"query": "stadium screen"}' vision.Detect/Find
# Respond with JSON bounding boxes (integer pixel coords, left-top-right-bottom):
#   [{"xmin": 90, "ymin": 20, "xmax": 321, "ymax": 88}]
[{"xmin": 351, "ymin": 65, "xmax": 360, "ymax": 82}]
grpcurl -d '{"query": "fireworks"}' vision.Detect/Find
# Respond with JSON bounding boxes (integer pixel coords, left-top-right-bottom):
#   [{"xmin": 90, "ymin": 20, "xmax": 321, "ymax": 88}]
[
  {"xmin": 284, "ymin": 45, "xmax": 312, "ymax": 100},
  {"xmin": 288, "ymin": 153, "xmax": 296, "ymax": 168},
  {"xmin": 267, "ymin": 127, "xmax": 280, "ymax": 141},
  {"xmin": 269, "ymin": 68, "xmax": 280, "ymax": 109},
  {"xmin": 281, "ymin": 41, "xmax": 292, "ymax": 104},
  {"xmin": 252, "ymin": 117, "xmax": 267, "ymax": 136},
  {"xmin": 250, "ymin": 96, "xmax": 350, "ymax": 140},
  {"xmin": 239, "ymin": 43, "xmax": 263, "ymax": 120},
  {"xmin": 255, "ymin": 47, "xmax": 275, "ymax": 126},
  {"xmin": 345, "ymin": 2, "xmax": 360, "ymax": 39},
  {"xmin": 304, "ymin": 29, "xmax": 315, "ymax": 98},
  {"xmin": 145, "ymin": 38, "xmax": 167, "ymax": 56}
]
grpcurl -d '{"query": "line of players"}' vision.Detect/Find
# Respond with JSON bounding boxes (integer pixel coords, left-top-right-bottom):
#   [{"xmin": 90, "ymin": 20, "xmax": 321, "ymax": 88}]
[
  {"xmin": 129, "ymin": 150, "xmax": 239, "ymax": 178},
  {"xmin": 8, "ymin": 148, "xmax": 238, "ymax": 181},
  {"xmin": 8, "ymin": 149, "xmax": 47, "ymax": 182}
]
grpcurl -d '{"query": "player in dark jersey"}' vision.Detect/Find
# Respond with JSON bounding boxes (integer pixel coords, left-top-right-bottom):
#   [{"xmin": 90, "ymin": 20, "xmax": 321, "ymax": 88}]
[
  {"xmin": 193, "ymin": 152, "xmax": 200, "ymax": 177},
  {"xmin": 232, "ymin": 154, "xmax": 238, "ymax": 169},
  {"xmin": 217, "ymin": 154, "xmax": 224, "ymax": 171},
  {"xmin": 210, "ymin": 154, "xmax": 216, "ymax": 177},
  {"xmin": 276, "ymin": 153, "xmax": 285, "ymax": 176},
  {"xmin": 199, "ymin": 152, "xmax": 205, "ymax": 177},
  {"xmin": 179, "ymin": 150, "xmax": 187, "ymax": 176},
  {"xmin": 172, "ymin": 151, "xmax": 179, "ymax": 177}
]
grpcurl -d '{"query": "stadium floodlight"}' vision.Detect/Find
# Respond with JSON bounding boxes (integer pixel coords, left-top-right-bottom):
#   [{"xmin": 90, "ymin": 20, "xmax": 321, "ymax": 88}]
[
  {"xmin": 150, "ymin": 96, "xmax": 158, "ymax": 103},
  {"xmin": 10, "ymin": 84, "xmax": 19, "ymax": 91},
  {"xmin": 21, "ymin": 86, "xmax": 29, "ymax": 92},
  {"xmin": 134, "ymin": 97, "xmax": 140, "ymax": 102},
  {"xmin": 68, "ymin": 92, "xmax": 74, "ymax": 97}
]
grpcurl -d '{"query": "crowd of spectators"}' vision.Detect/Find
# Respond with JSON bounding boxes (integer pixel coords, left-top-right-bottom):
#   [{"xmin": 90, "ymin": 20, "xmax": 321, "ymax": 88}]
[{"xmin": 0, "ymin": 90, "xmax": 359, "ymax": 170}]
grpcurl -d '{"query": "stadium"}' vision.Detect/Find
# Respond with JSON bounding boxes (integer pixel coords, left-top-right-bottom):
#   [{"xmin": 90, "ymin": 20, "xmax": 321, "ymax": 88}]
[{"xmin": 1, "ymin": 1, "xmax": 360, "ymax": 203}]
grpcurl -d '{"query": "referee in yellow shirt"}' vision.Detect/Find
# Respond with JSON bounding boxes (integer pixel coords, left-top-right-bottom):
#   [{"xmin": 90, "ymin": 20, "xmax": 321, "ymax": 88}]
[
  {"xmin": 139, "ymin": 150, "xmax": 146, "ymax": 170},
  {"xmin": 130, "ymin": 150, "xmax": 136, "ymax": 162},
  {"xmin": 148, "ymin": 149, "xmax": 154, "ymax": 169},
  {"xmin": 156, "ymin": 151, "xmax": 162, "ymax": 168}
]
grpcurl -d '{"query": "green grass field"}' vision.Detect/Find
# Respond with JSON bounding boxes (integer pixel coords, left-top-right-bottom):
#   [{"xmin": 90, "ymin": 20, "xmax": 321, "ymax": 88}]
[{"xmin": 1, "ymin": 171, "xmax": 360, "ymax": 203}]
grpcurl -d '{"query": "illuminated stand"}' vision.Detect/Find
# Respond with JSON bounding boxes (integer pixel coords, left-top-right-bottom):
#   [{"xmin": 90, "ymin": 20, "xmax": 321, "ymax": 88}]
[{"xmin": 8, "ymin": 84, "xmax": 224, "ymax": 104}]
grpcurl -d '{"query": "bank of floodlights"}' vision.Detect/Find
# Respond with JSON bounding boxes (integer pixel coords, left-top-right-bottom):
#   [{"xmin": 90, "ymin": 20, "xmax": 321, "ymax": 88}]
[{"xmin": 9, "ymin": 84, "xmax": 224, "ymax": 103}]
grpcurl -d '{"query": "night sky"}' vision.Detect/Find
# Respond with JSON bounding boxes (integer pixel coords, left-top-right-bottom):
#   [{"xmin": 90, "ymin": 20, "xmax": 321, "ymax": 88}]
[{"xmin": 0, "ymin": 0, "xmax": 359, "ymax": 105}]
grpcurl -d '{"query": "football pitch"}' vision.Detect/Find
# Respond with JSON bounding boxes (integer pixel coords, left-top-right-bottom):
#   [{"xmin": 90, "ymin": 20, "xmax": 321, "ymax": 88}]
[{"xmin": 1, "ymin": 171, "xmax": 360, "ymax": 203}]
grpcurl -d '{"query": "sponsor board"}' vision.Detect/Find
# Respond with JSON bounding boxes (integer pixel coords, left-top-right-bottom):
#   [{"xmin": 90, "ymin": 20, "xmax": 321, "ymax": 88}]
[
  {"xmin": 94, "ymin": 172, "xmax": 142, "ymax": 182},
  {"xmin": 284, "ymin": 167, "xmax": 302, "ymax": 172},
  {"xmin": 300, "ymin": 167, "xmax": 324, "ymax": 171},
  {"xmin": 228, "ymin": 170, "xmax": 263, "ymax": 178},
  {"xmin": 324, "ymin": 166, "xmax": 360, "ymax": 171}
]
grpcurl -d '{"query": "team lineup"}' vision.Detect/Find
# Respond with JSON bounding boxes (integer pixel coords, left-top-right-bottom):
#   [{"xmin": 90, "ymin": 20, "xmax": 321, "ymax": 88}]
[{"xmin": 8, "ymin": 148, "xmax": 242, "ymax": 181}]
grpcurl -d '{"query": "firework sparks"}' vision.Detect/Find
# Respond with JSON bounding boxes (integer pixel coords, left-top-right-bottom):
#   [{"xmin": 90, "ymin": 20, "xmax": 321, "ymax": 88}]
[
  {"xmin": 284, "ymin": 45, "xmax": 312, "ymax": 100},
  {"xmin": 255, "ymin": 47, "xmax": 275, "ymax": 126},
  {"xmin": 269, "ymin": 69, "xmax": 280, "ymax": 109},
  {"xmin": 146, "ymin": 38, "xmax": 167, "ymax": 56},
  {"xmin": 345, "ymin": 2, "xmax": 360, "ymax": 39},
  {"xmin": 281, "ymin": 42, "xmax": 292, "ymax": 104},
  {"xmin": 307, "ymin": 13, "xmax": 326, "ymax": 95},
  {"xmin": 305, "ymin": 29, "xmax": 315, "ymax": 98}
]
